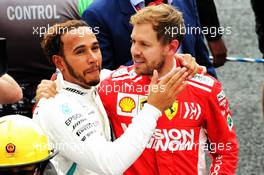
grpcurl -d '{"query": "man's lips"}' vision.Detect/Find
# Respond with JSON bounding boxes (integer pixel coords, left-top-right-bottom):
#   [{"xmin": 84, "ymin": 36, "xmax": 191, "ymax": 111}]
[
  {"xmin": 134, "ymin": 60, "xmax": 145, "ymax": 66},
  {"xmin": 85, "ymin": 67, "xmax": 100, "ymax": 74}
]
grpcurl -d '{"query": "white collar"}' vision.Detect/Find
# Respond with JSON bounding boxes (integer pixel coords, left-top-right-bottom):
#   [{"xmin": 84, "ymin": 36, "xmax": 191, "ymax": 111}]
[{"xmin": 55, "ymin": 70, "xmax": 96, "ymax": 96}]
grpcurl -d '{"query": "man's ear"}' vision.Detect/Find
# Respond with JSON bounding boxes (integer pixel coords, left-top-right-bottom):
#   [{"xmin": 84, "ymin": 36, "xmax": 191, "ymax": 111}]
[
  {"xmin": 52, "ymin": 55, "xmax": 65, "ymax": 72},
  {"xmin": 168, "ymin": 39, "xmax": 179, "ymax": 55}
]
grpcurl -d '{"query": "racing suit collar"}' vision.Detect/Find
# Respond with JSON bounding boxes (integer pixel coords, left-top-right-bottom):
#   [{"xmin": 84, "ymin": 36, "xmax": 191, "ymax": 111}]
[{"xmin": 55, "ymin": 70, "xmax": 96, "ymax": 96}]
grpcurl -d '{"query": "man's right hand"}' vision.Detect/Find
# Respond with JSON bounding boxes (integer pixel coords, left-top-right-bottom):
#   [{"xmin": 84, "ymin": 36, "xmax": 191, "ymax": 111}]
[
  {"xmin": 147, "ymin": 68, "xmax": 188, "ymax": 112},
  {"xmin": 208, "ymin": 38, "xmax": 227, "ymax": 67},
  {"xmin": 175, "ymin": 54, "xmax": 207, "ymax": 79},
  {"xmin": 36, "ymin": 80, "xmax": 57, "ymax": 102}
]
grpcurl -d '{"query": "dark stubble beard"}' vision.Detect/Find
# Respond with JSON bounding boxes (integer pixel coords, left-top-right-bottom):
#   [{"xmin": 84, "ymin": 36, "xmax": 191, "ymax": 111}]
[
  {"xmin": 64, "ymin": 58, "xmax": 100, "ymax": 88},
  {"xmin": 140, "ymin": 53, "xmax": 166, "ymax": 76}
]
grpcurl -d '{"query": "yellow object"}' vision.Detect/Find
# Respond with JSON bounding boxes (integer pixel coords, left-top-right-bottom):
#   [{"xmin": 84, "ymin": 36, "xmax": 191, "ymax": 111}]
[
  {"xmin": 0, "ymin": 115, "xmax": 51, "ymax": 167},
  {"xmin": 119, "ymin": 97, "xmax": 136, "ymax": 112},
  {"xmin": 165, "ymin": 101, "xmax": 178, "ymax": 120}
]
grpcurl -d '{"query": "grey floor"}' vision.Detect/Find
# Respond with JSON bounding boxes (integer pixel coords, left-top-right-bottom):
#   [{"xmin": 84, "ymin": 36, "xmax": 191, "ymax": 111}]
[{"xmin": 208, "ymin": 0, "xmax": 264, "ymax": 174}]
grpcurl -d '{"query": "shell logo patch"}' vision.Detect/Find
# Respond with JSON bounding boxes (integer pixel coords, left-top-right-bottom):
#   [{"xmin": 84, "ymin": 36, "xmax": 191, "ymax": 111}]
[
  {"xmin": 165, "ymin": 101, "xmax": 178, "ymax": 120},
  {"xmin": 119, "ymin": 97, "xmax": 136, "ymax": 113},
  {"xmin": 6, "ymin": 143, "xmax": 16, "ymax": 153}
]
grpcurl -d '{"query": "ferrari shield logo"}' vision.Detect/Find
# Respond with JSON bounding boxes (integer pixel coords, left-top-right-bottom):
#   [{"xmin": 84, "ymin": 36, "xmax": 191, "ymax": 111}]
[
  {"xmin": 165, "ymin": 101, "xmax": 178, "ymax": 120},
  {"xmin": 139, "ymin": 97, "xmax": 148, "ymax": 110}
]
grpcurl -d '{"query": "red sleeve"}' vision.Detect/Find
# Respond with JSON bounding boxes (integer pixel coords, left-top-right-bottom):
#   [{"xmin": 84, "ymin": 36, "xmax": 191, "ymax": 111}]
[{"xmin": 204, "ymin": 80, "xmax": 239, "ymax": 175}]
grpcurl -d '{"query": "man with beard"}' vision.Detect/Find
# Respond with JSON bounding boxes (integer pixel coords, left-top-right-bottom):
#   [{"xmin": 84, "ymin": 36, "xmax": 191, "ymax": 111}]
[
  {"xmin": 82, "ymin": 0, "xmax": 217, "ymax": 78},
  {"xmin": 98, "ymin": 4, "xmax": 238, "ymax": 174},
  {"xmin": 33, "ymin": 20, "xmax": 189, "ymax": 175}
]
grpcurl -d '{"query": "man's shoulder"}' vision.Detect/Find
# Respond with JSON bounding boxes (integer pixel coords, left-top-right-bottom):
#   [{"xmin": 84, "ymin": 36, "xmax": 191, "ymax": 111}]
[
  {"xmin": 101, "ymin": 65, "xmax": 138, "ymax": 82},
  {"xmin": 187, "ymin": 73, "xmax": 221, "ymax": 94},
  {"xmin": 33, "ymin": 92, "xmax": 78, "ymax": 122},
  {"xmin": 36, "ymin": 92, "xmax": 71, "ymax": 110}
]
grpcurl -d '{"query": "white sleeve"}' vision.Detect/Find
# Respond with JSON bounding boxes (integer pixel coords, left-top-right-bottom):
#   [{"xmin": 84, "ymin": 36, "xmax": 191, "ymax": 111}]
[
  {"xmin": 100, "ymin": 69, "xmax": 113, "ymax": 81},
  {"xmin": 34, "ymin": 94, "xmax": 161, "ymax": 175}
]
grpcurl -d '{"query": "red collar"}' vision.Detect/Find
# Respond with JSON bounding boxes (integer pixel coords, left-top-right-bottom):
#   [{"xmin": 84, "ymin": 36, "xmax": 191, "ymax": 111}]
[{"xmin": 148, "ymin": 0, "xmax": 164, "ymax": 6}]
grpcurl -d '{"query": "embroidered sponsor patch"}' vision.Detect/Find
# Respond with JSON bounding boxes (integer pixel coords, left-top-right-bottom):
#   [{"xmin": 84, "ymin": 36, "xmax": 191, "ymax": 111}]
[
  {"xmin": 147, "ymin": 128, "xmax": 196, "ymax": 151},
  {"xmin": 117, "ymin": 93, "xmax": 138, "ymax": 117},
  {"xmin": 129, "ymin": 69, "xmax": 137, "ymax": 78},
  {"xmin": 139, "ymin": 96, "xmax": 148, "ymax": 110},
  {"xmin": 64, "ymin": 87, "xmax": 87, "ymax": 95},
  {"xmin": 217, "ymin": 90, "xmax": 226, "ymax": 102},
  {"xmin": 65, "ymin": 113, "xmax": 83, "ymax": 126},
  {"xmin": 183, "ymin": 102, "xmax": 201, "ymax": 120},
  {"xmin": 76, "ymin": 121, "xmax": 99, "ymax": 136},
  {"xmin": 119, "ymin": 97, "xmax": 136, "ymax": 113},
  {"xmin": 227, "ymin": 114, "xmax": 233, "ymax": 131},
  {"xmin": 112, "ymin": 68, "xmax": 128, "ymax": 78},
  {"xmin": 191, "ymin": 74, "xmax": 214, "ymax": 87},
  {"xmin": 165, "ymin": 101, "xmax": 178, "ymax": 120}
]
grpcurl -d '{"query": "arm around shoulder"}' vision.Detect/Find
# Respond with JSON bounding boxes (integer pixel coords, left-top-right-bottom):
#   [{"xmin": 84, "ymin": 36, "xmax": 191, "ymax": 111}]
[{"xmin": 34, "ymin": 93, "xmax": 161, "ymax": 175}]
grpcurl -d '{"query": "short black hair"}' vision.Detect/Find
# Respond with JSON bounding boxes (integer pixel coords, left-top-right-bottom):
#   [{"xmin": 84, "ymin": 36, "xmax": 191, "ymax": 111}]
[{"xmin": 41, "ymin": 20, "xmax": 89, "ymax": 66}]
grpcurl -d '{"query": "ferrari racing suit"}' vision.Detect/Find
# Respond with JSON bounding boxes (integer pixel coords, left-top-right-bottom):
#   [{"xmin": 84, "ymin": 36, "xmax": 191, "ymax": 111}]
[{"xmin": 98, "ymin": 64, "xmax": 239, "ymax": 175}]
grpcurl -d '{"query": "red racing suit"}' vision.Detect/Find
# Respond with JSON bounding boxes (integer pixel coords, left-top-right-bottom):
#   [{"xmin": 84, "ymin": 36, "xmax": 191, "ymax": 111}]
[{"xmin": 98, "ymin": 64, "xmax": 239, "ymax": 175}]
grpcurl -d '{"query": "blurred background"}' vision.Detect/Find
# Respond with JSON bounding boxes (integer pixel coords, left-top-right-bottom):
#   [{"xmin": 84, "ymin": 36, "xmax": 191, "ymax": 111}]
[{"xmin": 209, "ymin": 0, "xmax": 264, "ymax": 174}]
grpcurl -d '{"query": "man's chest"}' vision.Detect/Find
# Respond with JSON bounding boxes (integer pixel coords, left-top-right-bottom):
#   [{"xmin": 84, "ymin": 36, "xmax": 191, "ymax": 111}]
[
  {"xmin": 114, "ymin": 90, "xmax": 204, "ymax": 125},
  {"xmin": 108, "ymin": 90, "xmax": 206, "ymax": 152}
]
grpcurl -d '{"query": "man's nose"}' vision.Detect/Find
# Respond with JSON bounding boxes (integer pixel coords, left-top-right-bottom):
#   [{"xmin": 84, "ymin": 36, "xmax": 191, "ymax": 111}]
[
  {"xmin": 87, "ymin": 51, "xmax": 98, "ymax": 63},
  {"xmin": 131, "ymin": 43, "xmax": 141, "ymax": 56}
]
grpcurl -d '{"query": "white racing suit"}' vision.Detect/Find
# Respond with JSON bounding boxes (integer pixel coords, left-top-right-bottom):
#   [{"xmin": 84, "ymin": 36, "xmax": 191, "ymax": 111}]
[{"xmin": 33, "ymin": 70, "xmax": 161, "ymax": 175}]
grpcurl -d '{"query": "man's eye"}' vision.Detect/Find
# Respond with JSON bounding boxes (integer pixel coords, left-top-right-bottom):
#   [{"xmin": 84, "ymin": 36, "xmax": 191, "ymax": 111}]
[
  {"xmin": 141, "ymin": 43, "xmax": 148, "ymax": 47},
  {"xmin": 76, "ymin": 49, "xmax": 85, "ymax": 55},
  {"xmin": 92, "ymin": 46, "xmax": 100, "ymax": 51}
]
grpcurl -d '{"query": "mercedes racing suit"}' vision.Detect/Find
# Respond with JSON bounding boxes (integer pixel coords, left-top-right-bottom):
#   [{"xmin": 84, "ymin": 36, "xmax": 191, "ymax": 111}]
[
  {"xmin": 33, "ymin": 70, "xmax": 162, "ymax": 175},
  {"xmin": 98, "ymin": 64, "xmax": 239, "ymax": 175}
]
